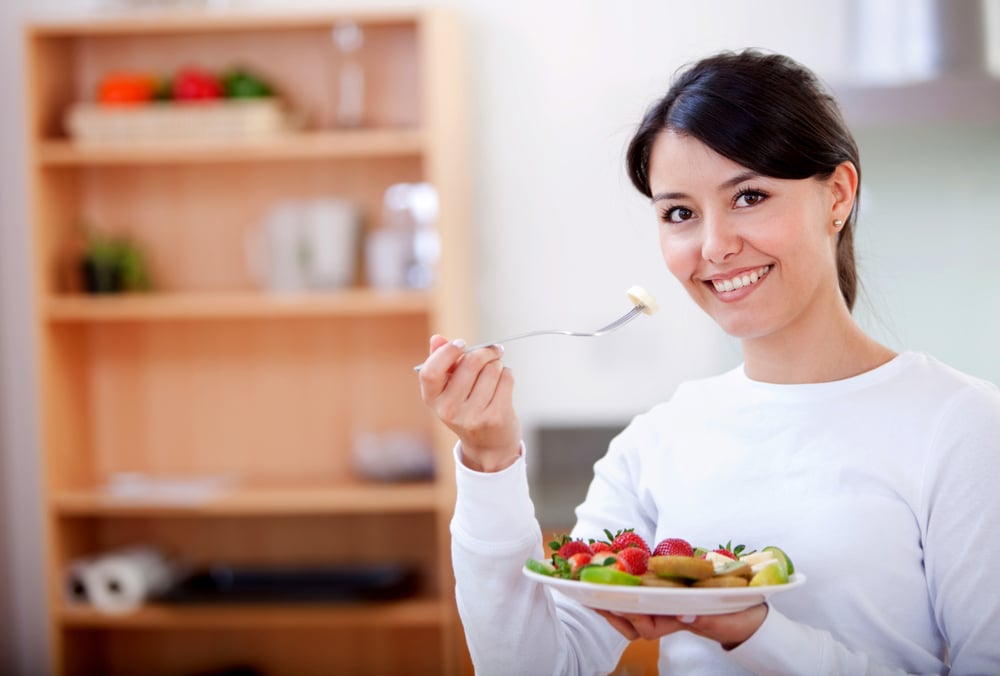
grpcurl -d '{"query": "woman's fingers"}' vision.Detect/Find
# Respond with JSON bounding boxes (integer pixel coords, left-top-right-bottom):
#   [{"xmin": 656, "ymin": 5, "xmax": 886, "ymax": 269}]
[
  {"xmin": 428, "ymin": 334, "xmax": 450, "ymax": 353},
  {"xmin": 418, "ymin": 337, "xmax": 466, "ymax": 402},
  {"xmin": 594, "ymin": 605, "xmax": 767, "ymax": 647},
  {"xmin": 417, "ymin": 337, "xmax": 520, "ymax": 471},
  {"xmin": 465, "ymin": 353, "xmax": 506, "ymax": 411},
  {"xmin": 419, "ymin": 342, "xmax": 510, "ymax": 428},
  {"xmin": 491, "ymin": 361, "xmax": 515, "ymax": 409},
  {"xmin": 595, "ymin": 611, "xmax": 699, "ymax": 642},
  {"xmin": 679, "ymin": 604, "xmax": 768, "ymax": 648},
  {"xmin": 594, "ymin": 610, "xmax": 640, "ymax": 641}
]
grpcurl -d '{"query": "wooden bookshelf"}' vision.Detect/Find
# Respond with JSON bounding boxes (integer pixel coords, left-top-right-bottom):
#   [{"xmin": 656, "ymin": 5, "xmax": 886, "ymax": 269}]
[{"xmin": 25, "ymin": 9, "xmax": 472, "ymax": 676}]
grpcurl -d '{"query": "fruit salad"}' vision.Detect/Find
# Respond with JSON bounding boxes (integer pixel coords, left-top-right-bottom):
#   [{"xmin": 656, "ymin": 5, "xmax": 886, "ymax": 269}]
[{"xmin": 526, "ymin": 529, "xmax": 795, "ymax": 589}]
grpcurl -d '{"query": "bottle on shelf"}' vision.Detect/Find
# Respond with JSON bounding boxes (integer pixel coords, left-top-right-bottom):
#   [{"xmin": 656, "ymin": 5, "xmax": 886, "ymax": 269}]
[{"xmin": 332, "ymin": 20, "xmax": 365, "ymax": 128}]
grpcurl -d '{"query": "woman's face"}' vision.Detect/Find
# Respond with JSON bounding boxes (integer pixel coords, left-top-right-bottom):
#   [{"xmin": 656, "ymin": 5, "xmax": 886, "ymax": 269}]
[{"xmin": 646, "ymin": 130, "xmax": 849, "ymax": 341}]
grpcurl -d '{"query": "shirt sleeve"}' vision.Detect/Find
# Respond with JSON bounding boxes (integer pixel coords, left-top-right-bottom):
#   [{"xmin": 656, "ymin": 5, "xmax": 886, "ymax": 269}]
[
  {"xmin": 449, "ymin": 442, "xmax": 631, "ymax": 676},
  {"xmin": 920, "ymin": 384, "xmax": 1000, "ymax": 674},
  {"xmin": 730, "ymin": 382, "xmax": 1000, "ymax": 676},
  {"xmin": 729, "ymin": 607, "xmax": 925, "ymax": 675}
]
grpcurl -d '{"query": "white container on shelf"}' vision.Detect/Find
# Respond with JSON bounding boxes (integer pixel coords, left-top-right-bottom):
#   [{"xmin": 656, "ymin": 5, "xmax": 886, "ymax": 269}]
[
  {"xmin": 246, "ymin": 199, "xmax": 361, "ymax": 293},
  {"xmin": 368, "ymin": 182, "xmax": 439, "ymax": 290},
  {"xmin": 65, "ymin": 99, "xmax": 292, "ymax": 145},
  {"xmin": 301, "ymin": 198, "xmax": 361, "ymax": 289}
]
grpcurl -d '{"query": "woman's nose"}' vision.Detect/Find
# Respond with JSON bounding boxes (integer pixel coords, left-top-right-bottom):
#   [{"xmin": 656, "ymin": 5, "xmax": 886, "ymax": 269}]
[{"xmin": 700, "ymin": 215, "xmax": 741, "ymax": 264}]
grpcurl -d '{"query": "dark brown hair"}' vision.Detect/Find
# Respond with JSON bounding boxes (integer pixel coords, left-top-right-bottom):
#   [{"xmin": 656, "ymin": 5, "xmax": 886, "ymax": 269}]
[{"xmin": 626, "ymin": 50, "xmax": 861, "ymax": 311}]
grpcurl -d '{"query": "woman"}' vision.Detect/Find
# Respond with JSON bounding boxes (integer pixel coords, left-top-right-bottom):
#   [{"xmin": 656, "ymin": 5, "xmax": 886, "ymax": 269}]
[{"xmin": 417, "ymin": 50, "xmax": 1000, "ymax": 675}]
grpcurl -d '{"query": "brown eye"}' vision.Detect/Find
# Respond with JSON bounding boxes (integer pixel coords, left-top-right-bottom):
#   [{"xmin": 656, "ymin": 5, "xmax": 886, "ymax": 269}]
[
  {"xmin": 734, "ymin": 189, "xmax": 767, "ymax": 208},
  {"xmin": 662, "ymin": 206, "xmax": 694, "ymax": 224}
]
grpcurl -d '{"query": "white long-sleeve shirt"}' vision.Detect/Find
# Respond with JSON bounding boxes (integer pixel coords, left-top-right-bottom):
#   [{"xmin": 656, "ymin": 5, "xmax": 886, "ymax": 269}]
[{"xmin": 450, "ymin": 351, "xmax": 1000, "ymax": 675}]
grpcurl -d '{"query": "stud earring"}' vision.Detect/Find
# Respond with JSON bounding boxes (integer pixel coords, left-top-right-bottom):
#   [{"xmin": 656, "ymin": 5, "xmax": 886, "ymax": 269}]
[{"xmin": 833, "ymin": 219, "xmax": 844, "ymax": 228}]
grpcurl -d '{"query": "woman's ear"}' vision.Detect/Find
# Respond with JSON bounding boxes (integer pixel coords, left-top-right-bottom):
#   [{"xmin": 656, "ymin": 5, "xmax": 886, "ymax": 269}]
[{"xmin": 829, "ymin": 161, "xmax": 859, "ymax": 223}]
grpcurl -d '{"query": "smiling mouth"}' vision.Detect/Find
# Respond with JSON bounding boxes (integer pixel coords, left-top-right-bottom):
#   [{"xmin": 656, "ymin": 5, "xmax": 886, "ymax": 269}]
[{"xmin": 709, "ymin": 265, "xmax": 772, "ymax": 293}]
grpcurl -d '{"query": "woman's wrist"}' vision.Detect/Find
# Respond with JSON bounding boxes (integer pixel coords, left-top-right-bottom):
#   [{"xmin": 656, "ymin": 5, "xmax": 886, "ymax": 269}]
[{"xmin": 459, "ymin": 443, "xmax": 522, "ymax": 473}]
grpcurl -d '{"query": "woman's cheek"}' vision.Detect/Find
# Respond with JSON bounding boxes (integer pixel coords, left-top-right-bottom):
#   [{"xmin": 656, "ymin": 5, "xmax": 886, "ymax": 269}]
[{"xmin": 659, "ymin": 230, "xmax": 696, "ymax": 284}]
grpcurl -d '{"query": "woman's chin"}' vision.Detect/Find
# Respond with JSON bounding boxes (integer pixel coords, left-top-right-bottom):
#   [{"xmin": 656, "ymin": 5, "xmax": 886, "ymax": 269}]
[{"xmin": 711, "ymin": 313, "xmax": 772, "ymax": 341}]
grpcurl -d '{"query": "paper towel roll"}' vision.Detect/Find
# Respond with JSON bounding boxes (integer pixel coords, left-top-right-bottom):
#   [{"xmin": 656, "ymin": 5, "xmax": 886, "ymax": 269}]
[
  {"xmin": 65, "ymin": 558, "xmax": 94, "ymax": 604},
  {"xmin": 71, "ymin": 547, "xmax": 178, "ymax": 614}
]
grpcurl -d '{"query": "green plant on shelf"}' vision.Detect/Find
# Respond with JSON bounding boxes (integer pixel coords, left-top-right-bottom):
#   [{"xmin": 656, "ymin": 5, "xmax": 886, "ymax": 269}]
[{"xmin": 80, "ymin": 232, "xmax": 152, "ymax": 294}]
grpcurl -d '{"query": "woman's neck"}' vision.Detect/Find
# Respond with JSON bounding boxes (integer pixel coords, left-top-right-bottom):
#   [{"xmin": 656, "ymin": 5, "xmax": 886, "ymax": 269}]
[{"xmin": 741, "ymin": 301, "xmax": 896, "ymax": 385}]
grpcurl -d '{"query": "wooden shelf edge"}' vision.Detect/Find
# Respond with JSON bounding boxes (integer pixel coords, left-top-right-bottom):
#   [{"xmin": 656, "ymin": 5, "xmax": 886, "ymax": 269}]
[
  {"xmin": 35, "ymin": 128, "xmax": 425, "ymax": 166},
  {"xmin": 27, "ymin": 9, "xmax": 433, "ymax": 37},
  {"xmin": 52, "ymin": 481, "xmax": 445, "ymax": 517},
  {"xmin": 58, "ymin": 597, "xmax": 448, "ymax": 629},
  {"xmin": 43, "ymin": 289, "xmax": 432, "ymax": 322}
]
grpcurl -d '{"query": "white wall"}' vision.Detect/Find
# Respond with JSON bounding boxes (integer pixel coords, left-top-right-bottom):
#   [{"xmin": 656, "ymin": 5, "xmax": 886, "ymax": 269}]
[
  {"xmin": 2, "ymin": 1, "xmax": 998, "ymax": 673},
  {"xmin": 853, "ymin": 124, "xmax": 1000, "ymax": 381}
]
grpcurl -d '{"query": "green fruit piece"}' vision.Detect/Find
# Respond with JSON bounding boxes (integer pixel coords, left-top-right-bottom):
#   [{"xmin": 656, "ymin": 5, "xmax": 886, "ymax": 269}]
[
  {"xmin": 748, "ymin": 561, "xmax": 789, "ymax": 587},
  {"xmin": 715, "ymin": 559, "xmax": 753, "ymax": 579},
  {"xmin": 525, "ymin": 558, "xmax": 556, "ymax": 576},
  {"xmin": 692, "ymin": 546, "xmax": 708, "ymax": 558},
  {"xmin": 763, "ymin": 546, "xmax": 795, "ymax": 575},
  {"xmin": 580, "ymin": 566, "xmax": 642, "ymax": 586}
]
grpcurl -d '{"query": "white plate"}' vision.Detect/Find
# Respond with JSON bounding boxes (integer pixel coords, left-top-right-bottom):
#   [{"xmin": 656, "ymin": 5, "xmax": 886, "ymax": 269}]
[{"xmin": 523, "ymin": 568, "xmax": 806, "ymax": 615}]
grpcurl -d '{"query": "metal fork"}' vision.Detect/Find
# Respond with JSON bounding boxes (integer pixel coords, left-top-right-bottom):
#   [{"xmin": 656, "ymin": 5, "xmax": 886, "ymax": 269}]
[{"xmin": 412, "ymin": 304, "xmax": 647, "ymax": 371}]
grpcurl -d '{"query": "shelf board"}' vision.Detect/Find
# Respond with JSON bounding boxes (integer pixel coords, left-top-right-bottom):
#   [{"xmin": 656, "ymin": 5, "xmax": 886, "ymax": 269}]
[
  {"xmin": 52, "ymin": 481, "xmax": 443, "ymax": 517},
  {"xmin": 59, "ymin": 597, "xmax": 447, "ymax": 629},
  {"xmin": 28, "ymin": 10, "xmax": 424, "ymax": 37},
  {"xmin": 44, "ymin": 289, "xmax": 432, "ymax": 322},
  {"xmin": 35, "ymin": 128, "xmax": 425, "ymax": 166}
]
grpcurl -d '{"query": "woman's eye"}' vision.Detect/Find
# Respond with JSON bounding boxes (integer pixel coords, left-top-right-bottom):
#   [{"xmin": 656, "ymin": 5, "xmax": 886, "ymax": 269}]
[
  {"xmin": 661, "ymin": 206, "xmax": 694, "ymax": 224},
  {"xmin": 734, "ymin": 189, "xmax": 767, "ymax": 208}
]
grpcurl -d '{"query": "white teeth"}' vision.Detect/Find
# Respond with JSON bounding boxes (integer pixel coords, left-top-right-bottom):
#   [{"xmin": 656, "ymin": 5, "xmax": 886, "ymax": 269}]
[{"xmin": 712, "ymin": 265, "xmax": 770, "ymax": 293}]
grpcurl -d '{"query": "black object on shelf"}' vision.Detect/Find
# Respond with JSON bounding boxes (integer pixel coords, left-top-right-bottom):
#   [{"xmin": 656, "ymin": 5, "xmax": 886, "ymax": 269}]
[
  {"xmin": 185, "ymin": 666, "xmax": 263, "ymax": 676},
  {"xmin": 161, "ymin": 564, "xmax": 419, "ymax": 604}
]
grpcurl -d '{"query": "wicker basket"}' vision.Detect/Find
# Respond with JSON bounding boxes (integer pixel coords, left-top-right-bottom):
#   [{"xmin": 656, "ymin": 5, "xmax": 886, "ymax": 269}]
[{"xmin": 65, "ymin": 99, "xmax": 294, "ymax": 144}]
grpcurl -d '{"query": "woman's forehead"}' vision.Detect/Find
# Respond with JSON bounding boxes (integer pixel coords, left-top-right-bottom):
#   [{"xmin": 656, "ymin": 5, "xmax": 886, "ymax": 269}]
[{"xmin": 648, "ymin": 131, "xmax": 753, "ymax": 191}]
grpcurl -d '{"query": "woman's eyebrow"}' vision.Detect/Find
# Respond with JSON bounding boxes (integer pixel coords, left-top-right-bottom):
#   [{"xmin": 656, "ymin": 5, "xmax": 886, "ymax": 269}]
[
  {"xmin": 720, "ymin": 170, "xmax": 761, "ymax": 190},
  {"xmin": 651, "ymin": 190, "xmax": 686, "ymax": 203},
  {"xmin": 651, "ymin": 170, "xmax": 761, "ymax": 203}
]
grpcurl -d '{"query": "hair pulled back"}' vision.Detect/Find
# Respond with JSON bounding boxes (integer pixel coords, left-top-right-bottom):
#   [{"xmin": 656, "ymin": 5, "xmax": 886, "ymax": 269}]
[{"xmin": 626, "ymin": 50, "xmax": 861, "ymax": 311}]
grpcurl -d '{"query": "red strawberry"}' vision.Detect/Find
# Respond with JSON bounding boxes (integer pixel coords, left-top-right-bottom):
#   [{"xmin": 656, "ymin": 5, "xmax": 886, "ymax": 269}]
[
  {"xmin": 711, "ymin": 548, "xmax": 737, "ymax": 560},
  {"xmin": 548, "ymin": 535, "xmax": 592, "ymax": 560},
  {"xmin": 653, "ymin": 537, "xmax": 694, "ymax": 557},
  {"xmin": 606, "ymin": 528, "xmax": 651, "ymax": 554},
  {"xmin": 613, "ymin": 547, "xmax": 649, "ymax": 575},
  {"xmin": 589, "ymin": 540, "xmax": 614, "ymax": 555}
]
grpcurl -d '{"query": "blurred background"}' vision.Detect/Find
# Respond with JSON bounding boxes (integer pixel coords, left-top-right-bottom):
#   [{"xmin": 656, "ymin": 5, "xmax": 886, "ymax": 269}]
[{"xmin": 2, "ymin": 0, "xmax": 998, "ymax": 673}]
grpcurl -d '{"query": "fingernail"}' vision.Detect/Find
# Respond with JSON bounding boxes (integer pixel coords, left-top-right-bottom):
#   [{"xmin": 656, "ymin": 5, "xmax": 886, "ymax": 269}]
[
  {"xmin": 678, "ymin": 615, "xmax": 697, "ymax": 624},
  {"xmin": 495, "ymin": 344, "xmax": 504, "ymax": 354},
  {"xmin": 451, "ymin": 338, "xmax": 466, "ymax": 349}
]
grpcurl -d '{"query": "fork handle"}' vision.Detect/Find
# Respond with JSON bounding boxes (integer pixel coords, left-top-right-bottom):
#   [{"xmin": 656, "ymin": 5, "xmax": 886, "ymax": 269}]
[
  {"xmin": 412, "ymin": 304, "xmax": 646, "ymax": 371},
  {"xmin": 463, "ymin": 330, "xmax": 580, "ymax": 352},
  {"xmin": 412, "ymin": 334, "xmax": 539, "ymax": 371}
]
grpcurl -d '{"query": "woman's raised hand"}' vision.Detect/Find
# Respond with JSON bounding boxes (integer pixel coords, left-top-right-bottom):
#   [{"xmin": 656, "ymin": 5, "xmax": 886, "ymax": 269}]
[{"xmin": 417, "ymin": 335, "xmax": 523, "ymax": 472}]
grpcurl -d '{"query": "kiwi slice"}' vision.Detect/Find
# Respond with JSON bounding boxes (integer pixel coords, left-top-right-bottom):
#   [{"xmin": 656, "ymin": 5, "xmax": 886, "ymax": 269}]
[
  {"xmin": 648, "ymin": 555, "xmax": 715, "ymax": 580},
  {"xmin": 640, "ymin": 572, "xmax": 688, "ymax": 587},
  {"xmin": 693, "ymin": 575, "xmax": 749, "ymax": 588}
]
